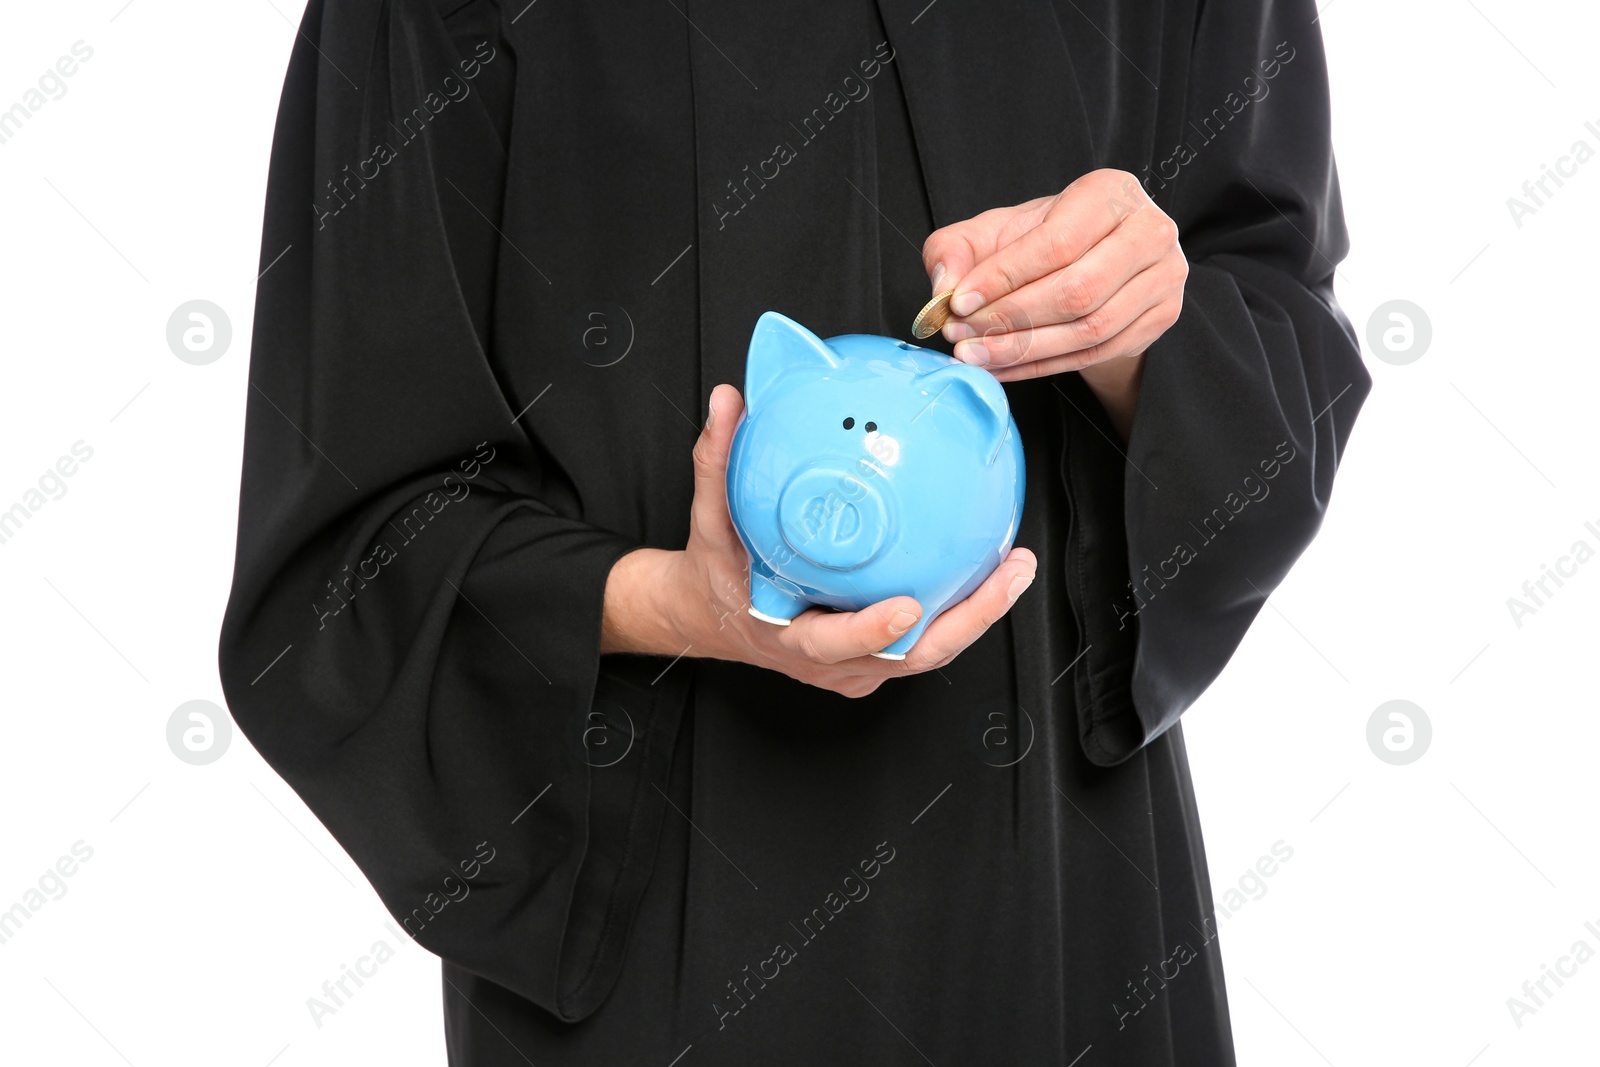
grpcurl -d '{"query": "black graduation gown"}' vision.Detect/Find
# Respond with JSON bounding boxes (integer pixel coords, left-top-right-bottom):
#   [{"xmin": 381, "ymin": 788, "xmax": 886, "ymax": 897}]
[{"xmin": 218, "ymin": 1, "xmax": 1369, "ymax": 1063}]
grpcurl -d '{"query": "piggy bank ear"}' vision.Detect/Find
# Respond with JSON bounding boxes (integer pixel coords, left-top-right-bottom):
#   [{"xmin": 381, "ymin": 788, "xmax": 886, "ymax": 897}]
[
  {"xmin": 913, "ymin": 364, "xmax": 1013, "ymax": 465},
  {"xmin": 746, "ymin": 312, "xmax": 841, "ymax": 412}
]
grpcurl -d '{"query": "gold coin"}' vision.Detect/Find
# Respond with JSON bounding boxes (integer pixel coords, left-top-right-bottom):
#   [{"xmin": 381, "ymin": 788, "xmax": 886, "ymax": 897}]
[{"xmin": 911, "ymin": 289, "xmax": 955, "ymax": 340}]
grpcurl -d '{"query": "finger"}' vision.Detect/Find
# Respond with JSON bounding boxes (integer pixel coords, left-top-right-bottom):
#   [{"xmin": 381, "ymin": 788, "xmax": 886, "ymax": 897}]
[
  {"xmin": 951, "ymin": 259, "xmax": 1174, "ymax": 368},
  {"xmin": 943, "ymin": 209, "xmax": 1175, "ymax": 339},
  {"xmin": 988, "ymin": 302, "xmax": 1182, "ymax": 383},
  {"xmin": 776, "ymin": 595, "xmax": 924, "ymax": 665},
  {"xmin": 900, "ymin": 548, "xmax": 1037, "ymax": 671},
  {"xmin": 948, "ymin": 172, "xmax": 1148, "ymax": 317},
  {"xmin": 922, "ymin": 197, "xmax": 1053, "ymax": 296},
  {"xmin": 689, "ymin": 384, "xmax": 746, "ymax": 553}
]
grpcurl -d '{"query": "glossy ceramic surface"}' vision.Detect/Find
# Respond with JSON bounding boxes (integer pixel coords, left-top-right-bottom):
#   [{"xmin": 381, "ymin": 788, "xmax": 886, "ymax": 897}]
[{"xmin": 726, "ymin": 312, "xmax": 1025, "ymax": 659}]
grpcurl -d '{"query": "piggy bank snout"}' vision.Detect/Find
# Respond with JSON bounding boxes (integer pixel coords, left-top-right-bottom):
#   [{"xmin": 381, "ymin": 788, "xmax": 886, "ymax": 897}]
[{"xmin": 777, "ymin": 466, "xmax": 891, "ymax": 571}]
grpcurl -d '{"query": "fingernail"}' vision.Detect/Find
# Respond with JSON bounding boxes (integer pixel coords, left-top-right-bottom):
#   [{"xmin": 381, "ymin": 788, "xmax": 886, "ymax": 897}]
[
  {"xmin": 705, "ymin": 396, "xmax": 718, "ymax": 430},
  {"xmin": 943, "ymin": 321, "xmax": 976, "ymax": 341},
  {"xmin": 930, "ymin": 262, "xmax": 947, "ymax": 292},
  {"xmin": 888, "ymin": 609, "xmax": 919, "ymax": 635},
  {"xmin": 951, "ymin": 290, "xmax": 983, "ymax": 317},
  {"xmin": 955, "ymin": 339, "xmax": 990, "ymax": 366},
  {"xmin": 1006, "ymin": 572, "xmax": 1035, "ymax": 603}
]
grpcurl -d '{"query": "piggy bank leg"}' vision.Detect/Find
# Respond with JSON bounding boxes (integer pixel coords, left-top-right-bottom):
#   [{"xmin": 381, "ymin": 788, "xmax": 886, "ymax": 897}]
[
  {"xmin": 871, "ymin": 614, "xmax": 933, "ymax": 661},
  {"xmin": 747, "ymin": 571, "xmax": 806, "ymax": 626}
]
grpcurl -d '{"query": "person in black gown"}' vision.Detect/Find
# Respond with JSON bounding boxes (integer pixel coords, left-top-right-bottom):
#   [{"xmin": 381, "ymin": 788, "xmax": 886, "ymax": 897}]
[{"xmin": 219, "ymin": 1, "xmax": 1368, "ymax": 1063}]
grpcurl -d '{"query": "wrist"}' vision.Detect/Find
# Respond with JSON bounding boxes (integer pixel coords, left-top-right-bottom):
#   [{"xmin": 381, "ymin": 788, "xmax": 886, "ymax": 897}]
[
  {"xmin": 1078, "ymin": 349, "xmax": 1145, "ymax": 443},
  {"xmin": 600, "ymin": 548, "xmax": 690, "ymax": 657}
]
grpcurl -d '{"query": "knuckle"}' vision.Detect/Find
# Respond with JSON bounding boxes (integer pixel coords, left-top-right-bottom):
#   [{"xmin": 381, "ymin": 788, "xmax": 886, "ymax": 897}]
[
  {"xmin": 902, "ymin": 643, "xmax": 947, "ymax": 672},
  {"xmin": 795, "ymin": 631, "xmax": 828, "ymax": 664},
  {"xmin": 992, "ymin": 257, "xmax": 1027, "ymax": 296},
  {"xmin": 1117, "ymin": 172, "xmax": 1145, "ymax": 205},
  {"xmin": 1078, "ymin": 306, "xmax": 1116, "ymax": 344},
  {"xmin": 995, "ymin": 214, "xmax": 1030, "ymax": 246},
  {"xmin": 691, "ymin": 434, "xmax": 717, "ymax": 473},
  {"xmin": 1053, "ymin": 270, "xmax": 1097, "ymax": 318},
  {"xmin": 1045, "ymin": 222, "xmax": 1081, "ymax": 268},
  {"xmin": 1149, "ymin": 213, "xmax": 1180, "ymax": 247},
  {"xmin": 827, "ymin": 677, "xmax": 868, "ymax": 699},
  {"xmin": 982, "ymin": 302, "xmax": 1025, "ymax": 336},
  {"xmin": 1085, "ymin": 168, "xmax": 1121, "ymax": 190}
]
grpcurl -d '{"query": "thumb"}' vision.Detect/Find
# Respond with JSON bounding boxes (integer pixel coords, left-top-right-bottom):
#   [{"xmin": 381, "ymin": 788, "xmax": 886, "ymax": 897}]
[
  {"xmin": 923, "ymin": 196, "xmax": 1057, "ymax": 300},
  {"xmin": 922, "ymin": 224, "xmax": 982, "ymax": 298},
  {"xmin": 923, "ymin": 203, "xmax": 1025, "ymax": 297},
  {"xmin": 689, "ymin": 384, "xmax": 745, "ymax": 551}
]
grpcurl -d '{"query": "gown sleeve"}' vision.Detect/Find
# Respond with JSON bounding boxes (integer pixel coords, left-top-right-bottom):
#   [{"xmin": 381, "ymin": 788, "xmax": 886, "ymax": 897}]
[
  {"xmin": 217, "ymin": 0, "xmax": 680, "ymax": 1020},
  {"xmin": 1058, "ymin": 0, "xmax": 1371, "ymax": 766}
]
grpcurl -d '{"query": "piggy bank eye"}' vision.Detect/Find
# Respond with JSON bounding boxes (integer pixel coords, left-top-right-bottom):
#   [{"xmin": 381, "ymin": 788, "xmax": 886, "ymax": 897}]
[
  {"xmin": 865, "ymin": 421, "xmax": 878, "ymax": 433},
  {"xmin": 842, "ymin": 417, "xmax": 855, "ymax": 430}
]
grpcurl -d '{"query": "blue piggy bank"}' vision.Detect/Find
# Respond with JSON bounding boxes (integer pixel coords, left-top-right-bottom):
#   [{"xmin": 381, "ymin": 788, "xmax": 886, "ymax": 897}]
[{"xmin": 726, "ymin": 312, "xmax": 1025, "ymax": 660}]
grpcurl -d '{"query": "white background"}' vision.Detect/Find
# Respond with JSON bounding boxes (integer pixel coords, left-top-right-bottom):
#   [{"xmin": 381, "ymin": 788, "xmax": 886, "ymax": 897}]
[{"xmin": 0, "ymin": 2, "xmax": 1595, "ymax": 1065}]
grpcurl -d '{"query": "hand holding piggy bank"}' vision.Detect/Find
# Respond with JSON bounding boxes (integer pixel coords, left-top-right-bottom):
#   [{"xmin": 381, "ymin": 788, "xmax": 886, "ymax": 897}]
[{"xmin": 726, "ymin": 312, "xmax": 1026, "ymax": 659}]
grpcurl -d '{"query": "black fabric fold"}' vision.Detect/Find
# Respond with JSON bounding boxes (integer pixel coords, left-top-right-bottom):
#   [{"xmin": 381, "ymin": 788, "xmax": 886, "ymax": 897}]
[
  {"xmin": 218, "ymin": 0, "xmax": 689, "ymax": 1021},
  {"xmin": 1059, "ymin": 0, "xmax": 1371, "ymax": 765}
]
